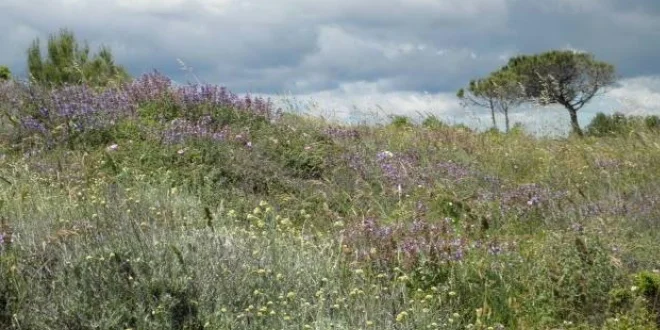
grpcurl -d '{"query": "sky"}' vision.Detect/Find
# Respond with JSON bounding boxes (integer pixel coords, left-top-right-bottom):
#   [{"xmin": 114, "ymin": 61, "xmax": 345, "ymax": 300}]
[{"xmin": 2, "ymin": 0, "xmax": 660, "ymax": 133}]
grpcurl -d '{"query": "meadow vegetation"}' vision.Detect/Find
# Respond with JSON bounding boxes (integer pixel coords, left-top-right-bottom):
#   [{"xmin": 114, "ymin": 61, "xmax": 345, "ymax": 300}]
[{"xmin": 0, "ymin": 30, "xmax": 659, "ymax": 330}]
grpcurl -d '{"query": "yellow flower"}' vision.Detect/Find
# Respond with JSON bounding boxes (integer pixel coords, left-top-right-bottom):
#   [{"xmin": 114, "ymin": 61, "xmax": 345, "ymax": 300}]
[{"xmin": 396, "ymin": 311, "xmax": 408, "ymax": 322}]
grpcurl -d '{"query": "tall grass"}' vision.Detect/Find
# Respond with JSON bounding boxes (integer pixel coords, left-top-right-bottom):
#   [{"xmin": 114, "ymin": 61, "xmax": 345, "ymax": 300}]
[{"xmin": 0, "ymin": 75, "xmax": 659, "ymax": 329}]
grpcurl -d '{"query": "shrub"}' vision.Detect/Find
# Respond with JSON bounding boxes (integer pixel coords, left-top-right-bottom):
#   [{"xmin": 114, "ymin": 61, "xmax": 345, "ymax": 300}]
[
  {"xmin": 0, "ymin": 66, "xmax": 10, "ymax": 81},
  {"xmin": 27, "ymin": 28, "xmax": 130, "ymax": 87},
  {"xmin": 586, "ymin": 112, "xmax": 660, "ymax": 137},
  {"xmin": 587, "ymin": 112, "xmax": 629, "ymax": 137},
  {"xmin": 422, "ymin": 115, "xmax": 446, "ymax": 129},
  {"xmin": 634, "ymin": 271, "xmax": 660, "ymax": 325},
  {"xmin": 389, "ymin": 115, "xmax": 414, "ymax": 128}
]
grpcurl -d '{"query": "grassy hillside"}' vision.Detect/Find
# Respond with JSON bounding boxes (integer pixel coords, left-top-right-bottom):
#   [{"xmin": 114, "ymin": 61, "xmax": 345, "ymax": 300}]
[{"xmin": 0, "ymin": 73, "xmax": 659, "ymax": 329}]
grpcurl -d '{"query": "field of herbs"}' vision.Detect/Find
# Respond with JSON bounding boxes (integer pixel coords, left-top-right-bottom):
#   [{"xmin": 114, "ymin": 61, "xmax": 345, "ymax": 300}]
[{"xmin": 0, "ymin": 72, "xmax": 659, "ymax": 329}]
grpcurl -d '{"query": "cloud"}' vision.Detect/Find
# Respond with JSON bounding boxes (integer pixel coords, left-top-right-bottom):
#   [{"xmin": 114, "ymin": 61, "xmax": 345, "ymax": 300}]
[
  {"xmin": 0, "ymin": 0, "xmax": 511, "ymax": 93},
  {"xmin": 606, "ymin": 76, "xmax": 660, "ymax": 115},
  {"xmin": 270, "ymin": 81, "xmax": 464, "ymax": 125}
]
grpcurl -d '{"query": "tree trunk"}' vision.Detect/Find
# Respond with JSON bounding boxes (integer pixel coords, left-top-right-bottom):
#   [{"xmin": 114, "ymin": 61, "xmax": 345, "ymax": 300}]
[
  {"xmin": 489, "ymin": 100, "xmax": 497, "ymax": 130},
  {"xmin": 568, "ymin": 107, "xmax": 584, "ymax": 137},
  {"xmin": 504, "ymin": 108, "xmax": 510, "ymax": 133}
]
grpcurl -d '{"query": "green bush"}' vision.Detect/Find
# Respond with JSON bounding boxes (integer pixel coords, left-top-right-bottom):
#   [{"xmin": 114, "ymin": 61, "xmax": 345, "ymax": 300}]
[
  {"xmin": 587, "ymin": 112, "xmax": 629, "ymax": 136},
  {"xmin": 586, "ymin": 112, "xmax": 660, "ymax": 137},
  {"xmin": 0, "ymin": 66, "xmax": 10, "ymax": 81},
  {"xmin": 389, "ymin": 115, "xmax": 414, "ymax": 129},
  {"xmin": 422, "ymin": 115, "xmax": 446, "ymax": 129}
]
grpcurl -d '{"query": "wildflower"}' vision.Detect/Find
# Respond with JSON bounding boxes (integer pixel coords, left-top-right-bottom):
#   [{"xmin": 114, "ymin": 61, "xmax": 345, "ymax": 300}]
[
  {"xmin": 107, "ymin": 144, "xmax": 118, "ymax": 151},
  {"xmin": 377, "ymin": 150, "xmax": 394, "ymax": 159},
  {"xmin": 396, "ymin": 311, "xmax": 408, "ymax": 322}
]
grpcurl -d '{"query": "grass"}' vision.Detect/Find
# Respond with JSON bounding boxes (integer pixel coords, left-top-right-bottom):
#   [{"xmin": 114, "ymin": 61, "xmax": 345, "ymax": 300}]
[{"xmin": 1, "ymin": 79, "xmax": 660, "ymax": 329}]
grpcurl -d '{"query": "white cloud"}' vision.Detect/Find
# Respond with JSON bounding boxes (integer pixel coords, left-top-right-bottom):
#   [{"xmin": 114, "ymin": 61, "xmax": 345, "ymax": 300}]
[
  {"xmin": 271, "ymin": 82, "xmax": 463, "ymax": 125},
  {"xmin": 606, "ymin": 76, "xmax": 660, "ymax": 115}
]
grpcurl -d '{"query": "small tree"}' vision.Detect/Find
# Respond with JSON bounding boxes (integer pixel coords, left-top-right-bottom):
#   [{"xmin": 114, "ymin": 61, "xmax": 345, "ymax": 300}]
[
  {"xmin": 0, "ymin": 66, "xmax": 10, "ymax": 81},
  {"xmin": 457, "ymin": 70, "xmax": 525, "ymax": 132},
  {"xmin": 499, "ymin": 50, "xmax": 616, "ymax": 136},
  {"xmin": 27, "ymin": 28, "xmax": 130, "ymax": 87}
]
